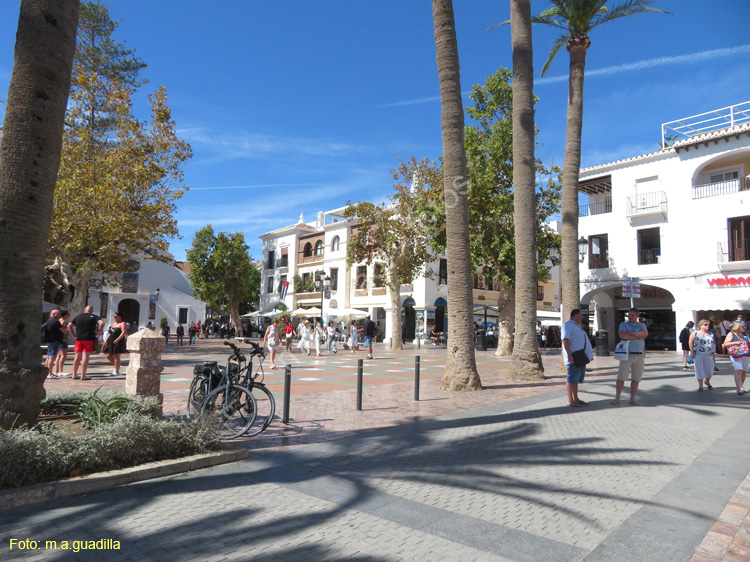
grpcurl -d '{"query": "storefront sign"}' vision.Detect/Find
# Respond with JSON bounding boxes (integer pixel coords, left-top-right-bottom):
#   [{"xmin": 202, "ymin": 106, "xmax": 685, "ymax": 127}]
[{"xmin": 707, "ymin": 275, "xmax": 750, "ymax": 287}]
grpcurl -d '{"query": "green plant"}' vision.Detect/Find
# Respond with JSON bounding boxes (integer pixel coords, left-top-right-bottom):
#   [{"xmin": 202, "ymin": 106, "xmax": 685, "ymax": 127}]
[
  {"xmin": 73, "ymin": 387, "xmax": 142, "ymax": 428},
  {"xmin": 0, "ymin": 413, "xmax": 219, "ymax": 489},
  {"xmin": 160, "ymin": 317, "xmax": 168, "ymax": 328},
  {"xmin": 41, "ymin": 390, "xmax": 161, "ymax": 419}
]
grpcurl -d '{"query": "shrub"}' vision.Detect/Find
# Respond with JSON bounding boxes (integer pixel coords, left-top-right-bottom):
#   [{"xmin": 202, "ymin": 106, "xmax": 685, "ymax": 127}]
[
  {"xmin": 0, "ymin": 413, "xmax": 219, "ymax": 489},
  {"xmin": 40, "ymin": 389, "xmax": 161, "ymax": 420}
]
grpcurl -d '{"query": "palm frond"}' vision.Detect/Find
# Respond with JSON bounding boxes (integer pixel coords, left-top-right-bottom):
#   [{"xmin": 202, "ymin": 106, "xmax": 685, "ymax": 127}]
[
  {"xmin": 591, "ymin": 0, "xmax": 671, "ymax": 30},
  {"xmin": 541, "ymin": 34, "xmax": 570, "ymax": 77}
]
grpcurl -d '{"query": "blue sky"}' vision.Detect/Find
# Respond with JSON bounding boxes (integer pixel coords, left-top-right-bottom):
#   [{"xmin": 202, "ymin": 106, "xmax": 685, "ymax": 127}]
[{"xmin": 1, "ymin": 1, "xmax": 749, "ymax": 261}]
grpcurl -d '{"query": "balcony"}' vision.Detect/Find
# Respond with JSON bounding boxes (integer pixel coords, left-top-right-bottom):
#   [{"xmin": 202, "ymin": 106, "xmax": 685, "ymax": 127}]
[
  {"xmin": 639, "ymin": 248, "xmax": 660, "ymax": 265},
  {"xmin": 626, "ymin": 191, "xmax": 667, "ymax": 220},
  {"xmin": 578, "ymin": 197, "xmax": 612, "ymax": 217},
  {"xmin": 276, "ymin": 257, "xmax": 289, "ymax": 269},
  {"xmin": 693, "ymin": 177, "xmax": 750, "ymax": 200}
]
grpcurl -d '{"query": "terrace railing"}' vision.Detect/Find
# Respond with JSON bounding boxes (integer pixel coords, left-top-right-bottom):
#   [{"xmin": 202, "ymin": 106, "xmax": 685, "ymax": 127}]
[
  {"xmin": 693, "ymin": 177, "xmax": 750, "ymax": 200},
  {"xmin": 578, "ymin": 197, "xmax": 612, "ymax": 217}
]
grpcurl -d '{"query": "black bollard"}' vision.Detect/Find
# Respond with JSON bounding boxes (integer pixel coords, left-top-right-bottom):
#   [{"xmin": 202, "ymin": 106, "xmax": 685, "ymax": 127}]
[
  {"xmin": 356, "ymin": 358, "xmax": 363, "ymax": 411},
  {"xmin": 414, "ymin": 355, "xmax": 420, "ymax": 401},
  {"xmin": 282, "ymin": 364, "xmax": 291, "ymax": 424}
]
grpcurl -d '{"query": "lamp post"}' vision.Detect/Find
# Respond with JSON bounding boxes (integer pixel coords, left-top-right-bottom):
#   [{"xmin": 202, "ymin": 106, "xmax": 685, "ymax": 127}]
[
  {"xmin": 548, "ymin": 242, "xmax": 560, "ymax": 264},
  {"xmin": 316, "ymin": 271, "xmax": 331, "ymax": 324},
  {"xmin": 578, "ymin": 237, "xmax": 588, "ymax": 264}
]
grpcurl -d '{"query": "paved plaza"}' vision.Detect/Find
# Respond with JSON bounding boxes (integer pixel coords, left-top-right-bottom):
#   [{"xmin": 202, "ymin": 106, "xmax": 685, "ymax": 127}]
[{"xmin": 2, "ymin": 340, "xmax": 750, "ymax": 560}]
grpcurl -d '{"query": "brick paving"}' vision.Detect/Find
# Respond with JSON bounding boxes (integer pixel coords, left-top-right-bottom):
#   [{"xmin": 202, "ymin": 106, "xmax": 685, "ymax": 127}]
[{"xmin": 27, "ymin": 338, "xmax": 750, "ymax": 560}]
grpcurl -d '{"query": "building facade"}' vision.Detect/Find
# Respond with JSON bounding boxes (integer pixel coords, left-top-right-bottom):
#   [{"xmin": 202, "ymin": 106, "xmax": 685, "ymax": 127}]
[
  {"xmin": 259, "ymin": 208, "xmax": 560, "ymax": 342},
  {"xmin": 577, "ymin": 101, "xmax": 750, "ymax": 349}
]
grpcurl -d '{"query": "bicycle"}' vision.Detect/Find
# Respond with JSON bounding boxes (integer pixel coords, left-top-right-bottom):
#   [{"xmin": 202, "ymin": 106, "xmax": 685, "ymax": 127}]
[
  {"xmin": 222, "ymin": 340, "xmax": 276, "ymax": 437},
  {"xmin": 189, "ymin": 342, "xmax": 257, "ymax": 439}
]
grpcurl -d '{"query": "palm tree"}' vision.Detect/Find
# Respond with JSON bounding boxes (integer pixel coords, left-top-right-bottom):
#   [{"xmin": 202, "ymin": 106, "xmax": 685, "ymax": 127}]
[
  {"xmin": 0, "ymin": 0, "xmax": 79, "ymax": 429},
  {"xmin": 532, "ymin": 0, "xmax": 669, "ymax": 323},
  {"xmin": 431, "ymin": 0, "xmax": 481, "ymax": 391},
  {"xmin": 508, "ymin": 0, "xmax": 544, "ymax": 381}
]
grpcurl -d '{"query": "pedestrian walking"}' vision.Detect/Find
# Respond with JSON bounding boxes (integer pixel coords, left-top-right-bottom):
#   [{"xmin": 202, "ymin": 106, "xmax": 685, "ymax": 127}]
[
  {"xmin": 188, "ymin": 322, "xmax": 197, "ymax": 345},
  {"xmin": 161, "ymin": 322, "xmax": 170, "ymax": 345},
  {"xmin": 314, "ymin": 321, "xmax": 326, "ymax": 356},
  {"xmin": 679, "ymin": 321, "xmax": 695, "ymax": 370},
  {"xmin": 611, "ymin": 307, "xmax": 648, "ymax": 406},
  {"xmin": 263, "ymin": 318, "xmax": 282, "ymax": 369},
  {"xmin": 68, "ymin": 305, "xmax": 104, "ymax": 381},
  {"xmin": 348, "ymin": 322, "xmax": 359, "ymax": 353},
  {"xmin": 283, "ymin": 318, "xmax": 294, "ymax": 351},
  {"xmin": 297, "ymin": 320, "xmax": 313, "ymax": 356},
  {"xmin": 561, "ymin": 308, "xmax": 592, "ymax": 408},
  {"xmin": 55, "ymin": 310, "xmax": 71, "ymax": 377},
  {"xmin": 722, "ymin": 320, "xmax": 750, "ymax": 394},
  {"xmin": 326, "ymin": 321, "xmax": 338, "ymax": 354},
  {"xmin": 690, "ymin": 319, "xmax": 715, "ymax": 391},
  {"xmin": 176, "ymin": 323, "xmax": 185, "ymax": 345}
]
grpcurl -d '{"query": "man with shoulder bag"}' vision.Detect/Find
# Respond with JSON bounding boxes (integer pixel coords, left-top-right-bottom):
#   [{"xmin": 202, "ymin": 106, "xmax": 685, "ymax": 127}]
[
  {"xmin": 612, "ymin": 308, "xmax": 648, "ymax": 406},
  {"xmin": 562, "ymin": 308, "xmax": 593, "ymax": 408}
]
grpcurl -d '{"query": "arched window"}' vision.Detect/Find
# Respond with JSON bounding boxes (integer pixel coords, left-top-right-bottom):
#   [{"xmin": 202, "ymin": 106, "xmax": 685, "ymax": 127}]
[
  {"xmin": 331, "ymin": 236, "xmax": 340, "ymax": 252},
  {"xmin": 314, "ymin": 240, "xmax": 324, "ymax": 256},
  {"xmin": 303, "ymin": 243, "xmax": 312, "ymax": 257}
]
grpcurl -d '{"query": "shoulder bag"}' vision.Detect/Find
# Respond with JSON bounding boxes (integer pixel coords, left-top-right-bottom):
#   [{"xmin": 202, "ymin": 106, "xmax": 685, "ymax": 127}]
[
  {"xmin": 613, "ymin": 340, "xmax": 629, "ymax": 361},
  {"xmin": 727, "ymin": 335, "xmax": 750, "ymax": 357}
]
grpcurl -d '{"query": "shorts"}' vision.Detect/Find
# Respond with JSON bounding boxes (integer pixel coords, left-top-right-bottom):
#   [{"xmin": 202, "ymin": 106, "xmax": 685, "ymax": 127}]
[
  {"xmin": 363, "ymin": 336, "xmax": 373, "ymax": 347},
  {"xmin": 74, "ymin": 340, "xmax": 95, "ymax": 353},
  {"xmin": 617, "ymin": 354, "xmax": 645, "ymax": 382},
  {"xmin": 566, "ymin": 363, "xmax": 586, "ymax": 384},
  {"xmin": 46, "ymin": 342, "xmax": 63, "ymax": 359},
  {"xmin": 730, "ymin": 354, "xmax": 750, "ymax": 372}
]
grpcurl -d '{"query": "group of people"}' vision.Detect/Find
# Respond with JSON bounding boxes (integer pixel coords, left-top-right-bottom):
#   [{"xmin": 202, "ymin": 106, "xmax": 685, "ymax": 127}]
[
  {"xmin": 680, "ymin": 315, "xmax": 749, "ymax": 394},
  {"xmin": 563, "ymin": 307, "xmax": 647, "ymax": 407},
  {"xmin": 262, "ymin": 315, "xmax": 377, "ymax": 370},
  {"xmin": 42, "ymin": 305, "xmax": 128, "ymax": 381}
]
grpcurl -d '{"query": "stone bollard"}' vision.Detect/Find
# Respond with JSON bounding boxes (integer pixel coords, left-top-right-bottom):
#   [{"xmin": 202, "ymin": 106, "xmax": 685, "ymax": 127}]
[{"xmin": 125, "ymin": 328, "xmax": 165, "ymax": 415}]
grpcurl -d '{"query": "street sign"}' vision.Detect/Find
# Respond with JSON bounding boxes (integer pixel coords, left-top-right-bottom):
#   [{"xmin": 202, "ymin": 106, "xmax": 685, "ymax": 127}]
[{"xmin": 622, "ymin": 277, "xmax": 641, "ymax": 298}]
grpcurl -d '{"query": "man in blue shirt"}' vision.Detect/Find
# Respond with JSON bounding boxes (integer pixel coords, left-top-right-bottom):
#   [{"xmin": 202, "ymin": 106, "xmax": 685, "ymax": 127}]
[
  {"xmin": 612, "ymin": 307, "xmax": 648, "ymax": 406},
  {"xmin": 562, "ymin": 309, "xmax": 593, "ymax": 408}
]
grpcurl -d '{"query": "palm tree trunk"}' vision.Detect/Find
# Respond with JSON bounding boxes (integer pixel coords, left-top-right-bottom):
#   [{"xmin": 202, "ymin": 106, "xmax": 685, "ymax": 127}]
[
  {"xmin": 432, "ymin": 0, "xmax": 481, "ymax": 391},
  {"xmin": 0, "ymin": 0, "xmax": 79, "ymax": 429},
  {"xmin": 494, "ymin": 286, "xmax": 514, "ymax": 356},
  {"xmin": 508, "ymin": 0, "xmax": 544, "ymax": 380},
  {"xmin": 560, "ymin": 42, "xmax": 587, "ymax": 326}
]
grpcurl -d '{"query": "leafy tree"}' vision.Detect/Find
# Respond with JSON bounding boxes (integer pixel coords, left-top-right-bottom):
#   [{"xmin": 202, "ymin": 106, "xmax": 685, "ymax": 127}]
[
  {"xmin": 0, "ymin": 0, "xmax": 79, "ymax": 429},
  {"xmin": 509, "ymin": 0, "xmax": 544, "ymax": 381},
  {"xmin": 45, "ymin": 3, "xmax": 191, "ymax": 312},
  {"xmin": 345, "ymin": 157, "xmax": 441, "ymax": 350},
  {"xmin": 427, "ymin": 69, "xmax": 560, "ymax": 362},
  {"xmin": 509, "ymin": 0, "xmax": 669, "ymax": 323},
  {"xmin": 432, "ymin": 0, "xmax": 482, "ymax": 391},
  {"xmin": 186, "ymin": 226, "xmax": 257, "ymax": 328}
]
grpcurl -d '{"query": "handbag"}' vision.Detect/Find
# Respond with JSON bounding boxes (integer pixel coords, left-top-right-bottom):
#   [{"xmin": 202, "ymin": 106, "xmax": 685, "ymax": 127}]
[
  {"xmin": 572, "ymin": 349, "xmax": 590, "ymax": 367},
  {"xmin": 728, "ymin": 336, "xmax": 750, "ymax": 357},
  {"xmin": 614, "ymin": 340, "xmax": 629, "ymax": 361}
]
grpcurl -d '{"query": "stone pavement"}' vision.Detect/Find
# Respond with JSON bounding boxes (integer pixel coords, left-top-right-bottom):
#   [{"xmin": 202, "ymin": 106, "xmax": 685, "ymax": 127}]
[{"xmin": 5, "ymin": 343, "xmax": 750, "ymax": 561}]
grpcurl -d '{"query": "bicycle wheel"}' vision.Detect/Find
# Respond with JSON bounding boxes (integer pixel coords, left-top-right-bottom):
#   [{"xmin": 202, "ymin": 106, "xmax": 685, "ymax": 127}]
[
  {"xmin": 187, "ymin": 376, "xmax": 208, "ymax": 416},
  {"xmin": 244, "ymin": 384, "xmax": 276, "ymax": 437},
  {"xmin": 201, "ymin": 385, "xmax": 257, "ymax": 439}
]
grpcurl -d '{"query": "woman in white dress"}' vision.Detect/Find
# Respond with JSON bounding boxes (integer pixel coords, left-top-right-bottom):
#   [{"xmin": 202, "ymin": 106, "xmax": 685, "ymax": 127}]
[
  {"xmin": 297, "ymin": 319, "xmax": 313, "ymax": 356},
  {"xmin": 689, "ymin": 319, "xmax": 715, "ymax": 391},
  {"xmin": 263, "ymin": 318, "xmax": 282, "ymax": 370},
  {"xmin": 348, "ymin": 322, "xmax": 359, "ymax": 353}
]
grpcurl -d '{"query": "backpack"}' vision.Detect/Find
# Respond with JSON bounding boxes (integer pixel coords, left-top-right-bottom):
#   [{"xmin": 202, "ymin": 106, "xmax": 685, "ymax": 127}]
[{"xmin": 41, "ymin": 322, "xmax": 50, "ymax": 344}]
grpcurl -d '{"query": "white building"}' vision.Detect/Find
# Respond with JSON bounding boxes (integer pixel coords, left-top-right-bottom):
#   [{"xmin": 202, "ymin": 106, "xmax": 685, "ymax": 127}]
[
  {"xmin": 259, "ymin": 208, "xmax": 560, "ymax": 342},
  {"xmin": 577, "ymin": 101, "xmax": 750, "ymax": 349},
  {"xmin": 86, "ymin": 256, "xmax": 206, "ymax": 331}
]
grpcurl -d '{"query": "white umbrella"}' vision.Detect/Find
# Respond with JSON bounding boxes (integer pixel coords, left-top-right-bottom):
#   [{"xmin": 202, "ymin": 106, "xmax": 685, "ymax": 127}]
[
  {"xmin": 290, "ymin": 307, "xmax": 321, "ymax": 317},
  {"xmin": 331, "ymin": 308, "xmax": 368, "ymax": 322},
  {"xmin": 262, "ymin": 309, "xmax": 285, "ymax": 318},
  {"xmin": 241, "ymin": 310, "xmax": 264, "ymax": 318}
]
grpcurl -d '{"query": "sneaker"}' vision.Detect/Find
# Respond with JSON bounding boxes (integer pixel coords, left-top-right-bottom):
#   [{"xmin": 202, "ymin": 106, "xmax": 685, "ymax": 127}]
[
  {"xmin": 58, "ymin": 372, "xmax": 72, "ymax": 377},
  {"xmin": 367, "ymin": 355, "xmax": 373, "ymax": 360},
  {"xmin": 682, "ymin": 367, "xmax": 688, "ymax": 371}
]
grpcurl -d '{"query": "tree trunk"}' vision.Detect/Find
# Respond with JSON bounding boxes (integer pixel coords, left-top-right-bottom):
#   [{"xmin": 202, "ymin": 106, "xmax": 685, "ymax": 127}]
[
  {"xmin": 508, "ymin": 0, "xmax": 544, "ymax": 381},
  {"xmin": 0, "ymin": 0, "xmax": 79, "ymax": 429},
  {"xmin": 388, "ymin": 261, "xmax": 402, "ymax": 350},
  {"xmin": 560, "ymin": 41, "xmax": 588, "ymax": 326},
  {"xmin": 432, "ymin": 0, "xmax": 481, "ymax": 391},
  {"xmin": 494, "ymin": 286, "xmax": 514, "ymax": 356}
]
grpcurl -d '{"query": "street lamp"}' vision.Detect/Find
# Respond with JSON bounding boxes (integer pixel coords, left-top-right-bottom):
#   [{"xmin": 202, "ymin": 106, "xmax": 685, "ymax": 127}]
[
  {"xmin": 155, "ymin": 287, "xmax": 160, "ymax": 301},
  {"xmin": 548, "ymin": 242, "xmax": 560, "ymax": 264},
  {"xmin": 316, "ymin": 272, "xmax": 331, "ymax": 323},
  {"xmin": 578, "ymin": 237, "xmax": 588, "ymax": 263}
]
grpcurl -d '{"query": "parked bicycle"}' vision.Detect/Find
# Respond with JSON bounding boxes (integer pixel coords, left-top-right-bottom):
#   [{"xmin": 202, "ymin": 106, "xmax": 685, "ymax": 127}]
[{"xmin": 188, "ymin": 341, "xmax": 276, "ymax": 438}]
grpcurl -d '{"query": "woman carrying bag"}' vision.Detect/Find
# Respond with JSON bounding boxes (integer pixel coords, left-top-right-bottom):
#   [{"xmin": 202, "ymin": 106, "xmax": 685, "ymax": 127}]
[{"xmin": 722, "ymin": 320, "xmax": 750, "ymax": 395}]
